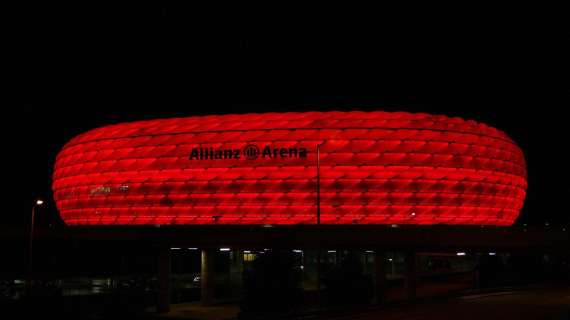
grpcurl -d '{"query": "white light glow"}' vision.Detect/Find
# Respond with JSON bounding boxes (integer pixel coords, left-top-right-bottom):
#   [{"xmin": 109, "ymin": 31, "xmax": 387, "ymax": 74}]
[
  {"xmin": 219, "ymin": 248, "xmax": 230, "ymax": 252},
  {"xmin": 456, "ymin": 252, "xmax": 466, "ymax": 256}
]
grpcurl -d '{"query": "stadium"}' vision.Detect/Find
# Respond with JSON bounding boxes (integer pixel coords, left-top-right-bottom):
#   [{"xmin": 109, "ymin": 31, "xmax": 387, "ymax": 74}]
[{"xmin": 52, "ymin": 111, "xmax": 527, "ymax": 226}]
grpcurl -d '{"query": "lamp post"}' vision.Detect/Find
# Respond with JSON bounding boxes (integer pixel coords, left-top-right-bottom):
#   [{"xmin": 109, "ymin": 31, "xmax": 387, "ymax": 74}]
[
  {"xmin": 27, "ymin": 199, "xmax": 43, "ymax": 295},
  {"xmin": 316, "ymin": 143, "xmax": 322, "ymax": 306},
  {"xmin": 316, "ymin": 143, "xmax": 321, "ymax": 225}
]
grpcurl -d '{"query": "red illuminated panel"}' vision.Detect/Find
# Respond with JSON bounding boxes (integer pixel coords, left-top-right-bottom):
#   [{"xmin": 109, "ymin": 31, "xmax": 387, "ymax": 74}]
[{"xmin": 52, "ymin": 111, "xmax": 527, "ymax": 226}]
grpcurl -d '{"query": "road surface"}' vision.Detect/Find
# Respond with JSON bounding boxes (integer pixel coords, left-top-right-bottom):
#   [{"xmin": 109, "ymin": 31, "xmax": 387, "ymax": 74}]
[{"xmin": 317, "ymin": 286, "xmax": 570, "ymax": 320}]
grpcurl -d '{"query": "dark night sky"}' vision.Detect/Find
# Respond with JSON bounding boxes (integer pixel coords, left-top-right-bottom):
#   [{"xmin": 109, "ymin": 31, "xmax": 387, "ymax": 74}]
[{"xmin": 7, "ymin": 5, "xmax": 569, "ymax": 227}]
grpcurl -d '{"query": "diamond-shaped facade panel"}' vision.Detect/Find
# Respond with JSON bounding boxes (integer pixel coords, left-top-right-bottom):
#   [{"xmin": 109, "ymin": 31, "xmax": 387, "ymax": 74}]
[{"xmin": 52, "ymin": 111, "xmax": 527, "ymax": 226}]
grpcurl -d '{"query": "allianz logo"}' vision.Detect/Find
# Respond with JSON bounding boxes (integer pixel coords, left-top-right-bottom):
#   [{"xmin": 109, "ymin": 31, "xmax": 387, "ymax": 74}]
[{"xmin": 189, "ymin": 144, "xmax": 308, "ymax": 160}]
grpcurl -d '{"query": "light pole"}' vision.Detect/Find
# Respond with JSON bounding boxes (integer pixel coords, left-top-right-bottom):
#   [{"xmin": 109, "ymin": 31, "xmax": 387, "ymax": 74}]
[
  {"xmin": 316, "ymin": 143, "xmax": 322, "ymax": 306},
  {"xmin": 316, "ymin": 143, "xmax": 321, "ymax": 225},
  {"xmin": 27, "ymin": 199, "xmax": 44, "ymax": 295}
]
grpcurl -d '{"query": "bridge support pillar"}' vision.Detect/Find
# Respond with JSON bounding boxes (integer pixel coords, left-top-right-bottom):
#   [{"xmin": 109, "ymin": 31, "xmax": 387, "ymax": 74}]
[
  {"xmin": 201, "ymin": 248, "xmax": 216, "ymax": 306},
  {"xmin": 157, "ymin": 246, "xmax": 171, "ymax": 313},
  {"xmin": 229, "ymin": 250, "xmax": 244, "ymax": 298},
  {"xmin": 473, "ymin": 253, "xmax": 481, "ymax": 291},
  {"xmin": 374, "ymin": 250, "xmax": 387, "ymax": 304},
  {"xmin": 404, "ymin": 251, "xmax": 418, "ymax": 300}
]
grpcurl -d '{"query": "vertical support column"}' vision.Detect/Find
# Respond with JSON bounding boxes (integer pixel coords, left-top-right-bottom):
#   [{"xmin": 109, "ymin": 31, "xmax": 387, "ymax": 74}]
[
  {"xmin": 201, "ymin": 248, "xmax": 215, "ymax": 306},
  {"xmin": 335, "ymin": 250, "xmax": 342, "ymax": 266},
  {"xmin": 352, "ymin": 250, "xmax": 365, "ymax": 272},
  {"xmin": 373, "ymin": 250, "xmax": 387, "ymax": 304},
  {"xmin": 157, "ymin": 247, "xmax": 171, "ymax": 313},
  {"xmin": 119, "ymin": 254, "xmax": 127, "ymax": 287},
  {"xmin": 473, "ymin": 253, "xmax": 481, "ymax": 291},
  {"xmin": 316, "ymin": 249, "xmax": 322, "ymax": 306},
  {"xmin": 229, "ymin": 250, "xmax": 244, "ymax": 298},
  {"xmin": 404, "ymin": 251, "xmax": 417, "ymax": 300}
]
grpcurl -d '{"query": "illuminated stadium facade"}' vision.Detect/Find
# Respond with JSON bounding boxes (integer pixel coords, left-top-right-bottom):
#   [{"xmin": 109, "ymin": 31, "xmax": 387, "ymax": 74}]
[{"xmin": 52, "ymin": 111, "xmax": 527, "ymax": 226}]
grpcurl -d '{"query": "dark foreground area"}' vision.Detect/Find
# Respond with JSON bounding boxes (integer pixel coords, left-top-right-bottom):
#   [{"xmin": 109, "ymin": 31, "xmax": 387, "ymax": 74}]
[
  {"xmin": 2, "ymin": 283, "xmax": 568, "ymax": 320},
  {"xmin": 309, "ymin": 285, "xmax": 570, "ymax": 320},
  {"xmin": 144, "ymin": 285, "xmax": 570, "ymax": 320},
  {"xmin": 2, "ymin": 226, "xmax": 567, "ymax": 319}
]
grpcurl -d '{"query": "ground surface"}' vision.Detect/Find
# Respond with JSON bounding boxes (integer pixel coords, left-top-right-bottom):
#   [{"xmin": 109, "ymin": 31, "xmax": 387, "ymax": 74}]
[
  {"xmin": 315, "ymin": 286, "xmax": 570, "ymax": 320},
  {"xmin": 148, "ymin": 285, "xmax": 570, "ymax": 320}
]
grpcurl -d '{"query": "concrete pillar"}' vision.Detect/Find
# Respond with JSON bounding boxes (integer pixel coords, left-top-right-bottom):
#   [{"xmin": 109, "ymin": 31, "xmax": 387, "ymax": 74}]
[
  {"xmin": 157, "ymin": 247, "xmax": 171, "ymax": 313},
  {"xmin": 373, "ymin": 250, "xmax": 387, "ymax": 304},
  {"xmin": 316, "ymin": 249, "xmax": 322, "ymax": 305},
  {"xmin": 201, "ymin": 248, "xmax": 215, "ymax": 306},
  {"xmin": 229, "ymin": 250, "xmax": 244, "ymax": 297},
  {"xmin": 336, "ymin": 250, "xmax": 342, "ymax": 265},
  {"xmin": 119, "ymin": 254, "xmax": 127, "ymax": 288},
  {"xmin": 473, "ymin": 253, "xmax": 481, "ymax": 291},
  {"xmin": 404, "ymin": 251, "xmax": 417, "ymax": 300},
  {"xmin": 302, "ymin": 250, "xmax": 317, "ymax": 289},
  {"xmin": 352, "ymin": 250, "xmax": 365, "ymax": 270}
]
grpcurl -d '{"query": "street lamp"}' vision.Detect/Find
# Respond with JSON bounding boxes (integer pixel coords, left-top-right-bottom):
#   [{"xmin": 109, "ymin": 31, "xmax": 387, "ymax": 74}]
[
  {"xmin": 316, "ymin": 143, "xmax": 321, "ymax": 225},
  {"xmin": 27, "ymin": 198, "xmax": 44, "ymax": 295}
]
